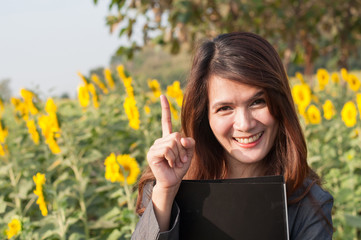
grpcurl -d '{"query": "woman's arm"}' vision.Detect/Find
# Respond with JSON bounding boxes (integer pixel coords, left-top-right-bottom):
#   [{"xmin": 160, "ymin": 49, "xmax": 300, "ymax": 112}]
[
  {"xmin": 152, "ymin": 184, "xmax": 179, "ymax": 231},
  {"xmin": 146, "ymin": 95, "xmax": 195, "ymax": 231},
  {"xmin": 132, "ymin": 95, "xmax": 195, "ymax": 238},
  {"xmin": 132, "ymin": 183, "xmax": 181, "ymax": 240},
  {"xmin": 288, "ymin": 183, "xmax": 333, "ymax": 240}
]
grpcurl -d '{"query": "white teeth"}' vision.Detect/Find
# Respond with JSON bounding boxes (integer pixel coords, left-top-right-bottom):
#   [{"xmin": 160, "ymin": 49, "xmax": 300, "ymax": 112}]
[{"xmin": 235, "ymin": 132, "xmax": 262, "ymax": 144}]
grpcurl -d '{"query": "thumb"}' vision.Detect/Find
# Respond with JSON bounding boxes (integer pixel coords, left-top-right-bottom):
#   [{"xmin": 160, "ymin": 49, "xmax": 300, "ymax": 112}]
[{"xmin": 180, "ymin": 137, "xmax": 195, "ymax": 162}]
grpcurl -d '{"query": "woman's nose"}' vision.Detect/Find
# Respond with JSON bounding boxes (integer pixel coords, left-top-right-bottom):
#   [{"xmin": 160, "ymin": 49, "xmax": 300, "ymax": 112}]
[{"xmin": 233, "ymin": 109, "xmax": 256, "ymax": 132}]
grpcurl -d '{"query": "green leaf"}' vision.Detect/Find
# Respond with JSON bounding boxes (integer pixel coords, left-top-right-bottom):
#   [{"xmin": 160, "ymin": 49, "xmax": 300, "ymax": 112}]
[
  {"xmin": 336, "ymin": 188, "xmax": 353, "ymax": 203},
  {"xmin": 0, "ymin": 196, "xmax": 6, "ymax": 214},
  {"xmin": 69, "ymin": 232, "xmax": 86, "ymax": 240},
  {"xmin": 102, "ymin": 207, "xmax": 122, "ymax": 220},
  {"xmin": 345, "ymin": 214, "xmax": 361, "ymax": 229},
  {"xmin": 0, "ymin": 164, "xmax": 12, "ymax": 175},
  {"xmin": 18, "ymin": 178, "xmax": 33, "ymax": 199},
  {"xmin": 94, "ymin": 184, "xmax": 115, "ymax": 194},
  {"xmin": 89, "ymin": 219, "xmax": 118, "ymax": 230},
  {"xmin": 37, "ymin": 223, "xmax": 59, "ymax": 240},
  {"xmin": 66, "ymin": 217, "xmax": 80, "ymax": 226},
  {"xmin": 107, "ymin": 229, "xmax": 122, "ymax": 240}
]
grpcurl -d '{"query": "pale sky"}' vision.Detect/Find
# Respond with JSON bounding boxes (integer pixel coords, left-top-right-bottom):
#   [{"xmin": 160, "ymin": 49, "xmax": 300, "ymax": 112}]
[{"xmin": 0, "ymin": 0, "xmax": 123, "ymax": 99}]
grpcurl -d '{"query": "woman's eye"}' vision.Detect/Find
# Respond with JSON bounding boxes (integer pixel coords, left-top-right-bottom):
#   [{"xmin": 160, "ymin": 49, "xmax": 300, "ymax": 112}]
[
  {"xmin": 250, "ymin": 99, "xmax": 266, "ymax": 106},
  {"xmin": 217, "ymin": 106, "xmax": 232, "ymax": 112}
]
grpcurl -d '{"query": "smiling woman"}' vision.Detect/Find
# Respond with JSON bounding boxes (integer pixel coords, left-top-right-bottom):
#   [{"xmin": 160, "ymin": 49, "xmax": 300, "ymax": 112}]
[
  {"xmin": 207, "ymin": 76, "xmax": 278, "ymax": 178},
  {"xmin": 132, "ymin": 32, "xmax": 333, "ymax": 240}
]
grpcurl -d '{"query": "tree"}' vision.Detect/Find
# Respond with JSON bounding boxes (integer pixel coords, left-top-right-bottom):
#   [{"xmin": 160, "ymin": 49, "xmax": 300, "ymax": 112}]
[{"xmin": 94, "ymin": 0, "xmax": 361, "ymax": 74}]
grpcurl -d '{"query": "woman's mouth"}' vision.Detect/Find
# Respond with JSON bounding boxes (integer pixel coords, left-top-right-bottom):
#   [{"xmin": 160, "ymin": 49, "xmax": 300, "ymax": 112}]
[{"xmin": 234, "ymin": 132, "xmax": 263, "ymax": 144}]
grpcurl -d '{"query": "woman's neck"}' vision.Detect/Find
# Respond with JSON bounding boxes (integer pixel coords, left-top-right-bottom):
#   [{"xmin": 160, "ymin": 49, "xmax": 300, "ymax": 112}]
[{"xmin": 225, "ymin": 160, "xmax": 265, "ymax": 179}]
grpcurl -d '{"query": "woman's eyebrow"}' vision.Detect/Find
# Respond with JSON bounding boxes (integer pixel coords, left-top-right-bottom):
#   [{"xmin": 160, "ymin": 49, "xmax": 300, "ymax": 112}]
[{"xmin": 248, "ymin": 90, "xmax": 265, "ymax": 102}]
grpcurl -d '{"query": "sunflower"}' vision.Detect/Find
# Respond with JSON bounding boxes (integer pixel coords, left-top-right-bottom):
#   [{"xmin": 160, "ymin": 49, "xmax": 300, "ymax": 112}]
[
  {"xmin": 306, "ymin": 105, "xmax": 321, "ymax": 124},
  {"xmin": 26, "ymin": 119, "xmax": 40, "ymax": 144},
  {"xmin": 77, "ymin": 85, "xmax": 90, "ymax": 108},
  {"xmin": 0, "ymin": 144, "xmax": 6, "ymax": 156},
  {"xmin": 20, "ymin": 88, "xmax": 34, "ymax": 102},
  {"xmin": 124, "ymin": 96, "xmax": 140, "ymax": 130},
  {"xmin": 341, "ymin": 101, "xmax": 357, "ymax": 127},
  {"xmin": 0, "ymin": 122, "xmax": 8, "ymax": 144},
  {"xmin": 292, "ymin": 84, "xmax": 311, "ymax": 115},
  {"xmin": 144, "ymin": 105, "xmax": 151, "ymax": 114},
  {"xmin": 116, "ymin": 154, "xmax": 140, "ymax": 185},
  {"xmin": 6, "ymin": 219, "xmax": 21, "ymax": 239},
  {"xmin": 117, "ymin": 65, "xmax": 127, "ymax": 82},
  {"xmin": 167, "ymin": 81, "xmax": 183, "ymax": 107},
  {"xmin": 341, "ymin": 68, "xmax": 349, "ymax": 82},
  {"xmin": 20, "ymin": 89, "xmax": 38, "ymax": 115},
  {"xmin": 295, "ymin": 72, "xmax": 305, "ymax": 84},
  {"xmin": 119, "ymin": 67, "xmax": 134, "ymax": 97},
  {"xmin": 148, "ymin": 79, "xmax": 162, "ymax": 101},
  {"xmin": 77, "ymin": 72, "xmax": 88, "ymax": 85},
  {"xmin": 46, "ymin": 135, "xmax": 61, "ymax": 154},
  {"xmin": 118, "ymin": 65, "xmax": 134, "ymax": 97},
  {"xmin": 91, "ymin": 74, "xmax": 108, "ymax": 94},
  {"xmin": 323, "ymin": 100, "xmax": 336, "ymax": 120},
  {"xmin": 88, "ymin": 83, "xmax": 100, "ymax": 108},
  {"xmin": 104, "ymin": 68, "xmax": 115, "ymax": 90},
  {"xmin": 347, "ymin": 74, "xmax": 361, "ymax": 92},
  {"xmin": 104, "ymin": 153, "xmax": 122, "ymax": 183},
  {"xmin": 11, "ymin": 98, "xmax": 28, "ymax": 120},
  {"xmin": 331, "ymin": 72, "xmax": 340, "ymax": 84},
  {"xmin": 169, "ymin": 101, "xmax": 179, "ymax": 120},
  {"xmin": 45, "ymin": 98, "xmax": 57, "ymax": 114},
  {"xmin": 33, "ymin": 173, "xmax": 48, "ymax": 216},
  {"xmin": 316, "ymin": 68, "xmax": 329, "ymax": 90}
]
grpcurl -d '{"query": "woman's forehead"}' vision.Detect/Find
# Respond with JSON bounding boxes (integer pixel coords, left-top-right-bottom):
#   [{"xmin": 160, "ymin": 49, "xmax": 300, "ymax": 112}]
[
  {"xmin": 207, "ymin": 75, "xmax": 264, "ymax": 103},
  {"xmin": 207, "ymin": 75, "xmax": 263, "ymax": 91}
]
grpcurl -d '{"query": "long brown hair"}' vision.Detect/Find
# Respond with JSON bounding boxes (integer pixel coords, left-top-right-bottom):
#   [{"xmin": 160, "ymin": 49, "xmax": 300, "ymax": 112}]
[{"xmin": 136, "ymin": 32, "xmax": 319, "ymax": 214}]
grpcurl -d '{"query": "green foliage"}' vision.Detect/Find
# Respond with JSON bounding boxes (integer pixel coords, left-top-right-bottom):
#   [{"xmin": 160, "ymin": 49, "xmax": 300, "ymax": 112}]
[
  {"xmin": 0, "ymin": 69, "xmax": 181, "ymax": 239},
  {"xmin": 110, "ymin": 46, "xmax": 191, "ymax": 89},
  {"xmin": 97, "ymin": 0, "xmax": 361, "ymax": 72},
  {"xmin": 0, "ymin": 79, "xmax": 12, "ymax": 100},
  {"xmin": 291, "ymin": 70, "xmax": 361, "ymax": 239}
]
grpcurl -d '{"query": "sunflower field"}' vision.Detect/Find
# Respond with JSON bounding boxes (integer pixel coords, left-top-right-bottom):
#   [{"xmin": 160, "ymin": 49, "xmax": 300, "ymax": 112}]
[
  {"xmin": 291, "ymin": 68, "xmax": 361, "ymax": 239},
  {"xmin": 0, "ymin": 65, "xmax": 360, "ymax": 239}
]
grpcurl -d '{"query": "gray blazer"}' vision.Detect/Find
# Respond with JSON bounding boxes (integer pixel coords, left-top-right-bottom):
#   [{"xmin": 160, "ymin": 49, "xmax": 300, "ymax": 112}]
[{"xmin": 131, "ymin": 179, "xmax": 333, "ymax": 240}]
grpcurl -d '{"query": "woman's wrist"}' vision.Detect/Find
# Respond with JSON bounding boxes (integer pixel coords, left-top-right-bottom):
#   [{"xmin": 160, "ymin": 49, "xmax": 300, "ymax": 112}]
[
  {"xmin": 153, "ymin": 183, "xmax": 179, "ymax": 198},
  {"xmin": 152, "ymin": 184, "xmax": 180, "ymax": 232}
]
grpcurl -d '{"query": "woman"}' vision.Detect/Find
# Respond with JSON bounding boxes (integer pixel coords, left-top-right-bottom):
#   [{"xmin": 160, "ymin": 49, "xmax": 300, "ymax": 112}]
[{"xmin": 132, "ymin": 32, "xmax": 333, "ymax": 239}]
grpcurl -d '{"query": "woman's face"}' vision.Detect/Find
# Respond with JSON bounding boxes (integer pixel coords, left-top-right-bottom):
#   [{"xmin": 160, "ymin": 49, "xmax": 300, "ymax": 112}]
[{"xmin": 208, "ymin": 75, "xmax": 278, "ymax": 177}]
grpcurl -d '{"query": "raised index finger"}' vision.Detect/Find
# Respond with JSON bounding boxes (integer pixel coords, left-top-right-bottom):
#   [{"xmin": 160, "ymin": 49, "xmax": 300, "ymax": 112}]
[{"xmin": 160, "ymin": 95, "xmax": 172, "ymax": 137}]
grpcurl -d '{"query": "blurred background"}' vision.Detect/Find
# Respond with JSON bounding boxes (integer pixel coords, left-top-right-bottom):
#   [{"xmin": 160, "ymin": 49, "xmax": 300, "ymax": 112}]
[
  {"xmin": 0, "ymin": 0, "xmax": 360, "ymax": 239},
  {"xmin": 2, "ymin": 0, "xmax": 360, "ymax": 99}
]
